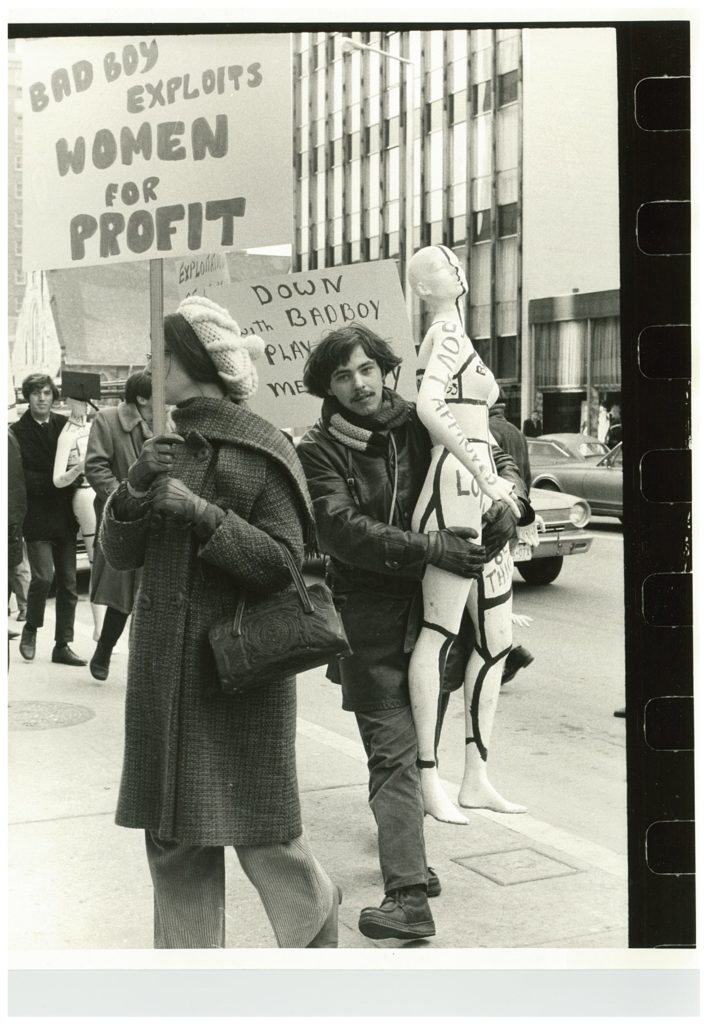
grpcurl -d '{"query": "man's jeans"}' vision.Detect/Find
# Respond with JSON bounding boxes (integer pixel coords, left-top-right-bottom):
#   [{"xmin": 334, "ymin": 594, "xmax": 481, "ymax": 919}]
[
  {"xmin": 8, "ymin": 543, "xmax": 30, "ymax": 613},
  {"xmin": 25, "ymin": 539, "xmax": 78, "ymax": 644},
  {"xmin": 355, "ymin": 705, "xmax": 428, "ymax": 893}
]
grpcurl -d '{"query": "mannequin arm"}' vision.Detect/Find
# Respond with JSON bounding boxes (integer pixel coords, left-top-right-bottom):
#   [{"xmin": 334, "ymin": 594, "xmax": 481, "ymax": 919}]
[{"xmin": 52, "ymin": 426, "xmax": 85, "ymax": 488}]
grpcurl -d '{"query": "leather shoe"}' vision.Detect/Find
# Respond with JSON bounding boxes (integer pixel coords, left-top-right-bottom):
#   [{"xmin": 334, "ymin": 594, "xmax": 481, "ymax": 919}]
[
  {"xmin": 501, "ymin": 644, "xmax": 534, "ymax": 685},
  {"xmin": 427, "ymin": 867, "xmax": 442, "ymax": 898},
  {"xmin": 359, "ymin": 885, "xmax": 435, "ymax": 941},
  {"xmin": 16, "ymin": 610, "xmax": 26, "ymax": 622},
  {"xmin": 51, "ymin": 644, "xmax": 87, "ymax": 667},
  {"xmin": 90, "ymin": 641, "xmax": 112, "ymax": 681},
  {"xmin": 307, "ymin": 882, "xmax": 342, "ymax": 947},
  {"xmin": 8, "ymin": 629, "xmax": 20, "ymax": 640},
  {"xmin": 19, "ymin": 627, "xmax": 36, "ymax": 661}
]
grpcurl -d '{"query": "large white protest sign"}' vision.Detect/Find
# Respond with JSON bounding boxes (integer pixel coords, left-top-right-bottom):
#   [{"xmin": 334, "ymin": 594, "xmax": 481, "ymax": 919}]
[
  {"xmin": 209, "ymin": 260, "xmax": 417, "ymax": 430},
  {"xmin": 21, "ymin": 34, "xmax": 292, "ymax": 271}
]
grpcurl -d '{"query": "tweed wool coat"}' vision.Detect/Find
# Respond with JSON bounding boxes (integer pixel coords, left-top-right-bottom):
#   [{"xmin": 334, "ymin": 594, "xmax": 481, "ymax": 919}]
[
  {"xmin": 100, "ymin": 397, "xmax": 314, "ymax": 846},
  {"xmin": 85, "ymin": 402, "xmax": 153, "ymax": 613}
]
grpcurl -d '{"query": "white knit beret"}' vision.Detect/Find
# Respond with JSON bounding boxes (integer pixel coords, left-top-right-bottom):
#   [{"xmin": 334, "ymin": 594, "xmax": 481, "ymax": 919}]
[{"xmin": 176, "ymin": 295, "xmax": 265, "ymax": 400}]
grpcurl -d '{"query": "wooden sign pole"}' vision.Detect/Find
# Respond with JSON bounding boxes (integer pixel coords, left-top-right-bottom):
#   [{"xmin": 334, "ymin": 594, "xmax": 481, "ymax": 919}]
[{"xmin": 149, "ymin": 258, "xmax": 167, "ymax": 435}]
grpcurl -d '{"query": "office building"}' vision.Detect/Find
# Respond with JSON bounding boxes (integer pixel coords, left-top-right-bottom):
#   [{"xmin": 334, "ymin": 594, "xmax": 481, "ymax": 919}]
[{"xmin": 292, "ymin": 28, "xmax": 620, "ymax": 431}]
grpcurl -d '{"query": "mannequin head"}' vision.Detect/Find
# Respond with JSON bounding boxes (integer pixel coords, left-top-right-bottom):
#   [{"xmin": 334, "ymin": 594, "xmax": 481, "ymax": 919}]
[
  {"xmin": 67, "ymin": 397, "xmax": 88, "ymax": 425},
  {"xmin": 407, "ymin": 245, "xmax": 468, "ymax": 305}
]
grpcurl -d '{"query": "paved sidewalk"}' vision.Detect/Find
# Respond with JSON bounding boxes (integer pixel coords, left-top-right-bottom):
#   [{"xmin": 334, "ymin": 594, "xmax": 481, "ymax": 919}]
[{"xmin": 7, "ymin": 598, "xmax": 627, "ymax": 951}]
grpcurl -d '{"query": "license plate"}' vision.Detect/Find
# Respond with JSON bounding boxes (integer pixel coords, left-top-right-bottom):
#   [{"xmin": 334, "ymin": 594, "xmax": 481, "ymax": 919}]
[{"xmin": 513, "ymin": 543, "xmax": 533, "ymax": 562}]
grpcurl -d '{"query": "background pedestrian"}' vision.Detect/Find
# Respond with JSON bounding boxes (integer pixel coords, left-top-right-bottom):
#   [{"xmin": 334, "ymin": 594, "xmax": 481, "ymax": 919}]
[
  {"xmin": 84, "ymin": 370, "xmax": 153, "ymax": 680},
  {"xmin": 522, "ymin": 408, "xmax": 543, "ymax": 437},
  {"xmin": 10, "ymin": 373, "xmax": 86, "ymax": 667},
  {"xmin": 8, "ymin": 429, "xmax": 27, "ymax": 643}
]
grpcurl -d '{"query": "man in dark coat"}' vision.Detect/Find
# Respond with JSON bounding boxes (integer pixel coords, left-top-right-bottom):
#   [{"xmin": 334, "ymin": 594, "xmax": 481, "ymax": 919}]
[
  {"xmin": 486, "ymin": 395, "xmax": 535, "ymax": 685},
  {"xmin": 84, "ymin": 370, "xmax": 153, "ymax": 680},
  {"xmin": 522, "ymin": 408, "xmax": 543, "ymax": 437},
  {"xmin": 8, "ymin": 429, "xmax": 27, "ymax": 641},
  {"xmin": 298, "ymin": 325, "xmax": 528, "ymax": 942},
  {"xmin": 9, "ymin": 373, "xmax": 86, "ymax": 666},
  {"xmin": 489, "ymin": 395, "xmax": 532, "ymax": 493}
]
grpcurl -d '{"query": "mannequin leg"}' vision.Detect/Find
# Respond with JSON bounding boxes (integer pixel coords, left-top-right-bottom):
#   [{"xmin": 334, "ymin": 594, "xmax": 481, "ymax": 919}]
[
  {"xmin": 73, "ymin": 488, "xmax": 104, "ymax": 641},
  {"xmin": 408, "ymin": 565, "xmax": 471, "ymax": 825},
  {"xmin": 458, "ymin": 547, "xmax": 526, "ymax": 813}
]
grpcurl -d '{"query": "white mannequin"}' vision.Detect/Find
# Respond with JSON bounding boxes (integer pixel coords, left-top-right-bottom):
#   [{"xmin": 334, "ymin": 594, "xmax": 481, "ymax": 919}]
[
  {"xmin": 53, "ymin": 397, "xmax": 104, "ymax": 642},
  {"xmin": 407, "ymin": 245, "xmax": 527, "ymax": 824}
]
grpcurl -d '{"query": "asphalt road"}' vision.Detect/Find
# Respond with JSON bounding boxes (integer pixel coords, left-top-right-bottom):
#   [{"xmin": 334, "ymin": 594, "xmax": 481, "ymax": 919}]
[{"xmin": 297, "ymin": 516, "xmax": 627, "ymax": 857}]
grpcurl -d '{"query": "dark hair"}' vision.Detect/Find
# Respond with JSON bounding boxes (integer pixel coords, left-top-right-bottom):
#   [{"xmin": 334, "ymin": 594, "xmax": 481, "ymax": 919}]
[
  {"xmin": 163, "ymin": 312, "xmax": 222, "ymax": 386},
  {"xmin": 302, "ymin": 323, "xmax": 401, "ymax": 398},
  {"xmin": 124, "ymin": 369, "xmax": 152, "ymax": 406},
  {"xmin": 21, "ymin": 373, "xmax": 59, "ymax": 403}
]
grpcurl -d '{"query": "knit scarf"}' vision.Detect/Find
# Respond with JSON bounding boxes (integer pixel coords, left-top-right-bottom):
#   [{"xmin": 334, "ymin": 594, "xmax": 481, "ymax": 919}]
[{"xmin": 322, "ymin": 388, "xmax": 411, "ymax": 454}]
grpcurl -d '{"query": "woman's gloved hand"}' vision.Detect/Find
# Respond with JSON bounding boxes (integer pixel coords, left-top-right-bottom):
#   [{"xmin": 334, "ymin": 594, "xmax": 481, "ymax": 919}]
[
  {"xmin": 151, "ymin": 476, "xmax": 208, "ymax": 523},
  {"xmin": 127, "ymin": 434, "xmax": 185, "ymax": 492},
  {"xmin": 426, "ymin": 526, "xmax": 486, "ymax": 578}
]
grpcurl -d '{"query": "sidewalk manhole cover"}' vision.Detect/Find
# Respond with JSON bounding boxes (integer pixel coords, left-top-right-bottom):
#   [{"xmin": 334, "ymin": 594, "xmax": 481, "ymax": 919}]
[
  {"xmin": 454, "ymin": 848, "xmax": 582, "ymax": 886},
  {"xmin": 8, "ymin": 701, "xmax": 96, "ymax": 731}
]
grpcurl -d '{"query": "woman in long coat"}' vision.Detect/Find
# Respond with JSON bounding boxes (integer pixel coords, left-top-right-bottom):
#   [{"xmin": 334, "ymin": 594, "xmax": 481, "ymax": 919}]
[
  {"xmin": 100, "ymin": 295, "xmax": 339, "ymax": 949},
  {"xmin": 84, "ymin": 371, "xmax": 153, "ymax": 680}
]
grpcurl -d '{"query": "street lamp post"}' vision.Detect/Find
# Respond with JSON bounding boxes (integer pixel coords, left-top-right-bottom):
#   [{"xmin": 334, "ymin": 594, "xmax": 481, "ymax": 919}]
[{"xmin": 340, "ymin": 35, "xmax": 416, "ymax": 331}]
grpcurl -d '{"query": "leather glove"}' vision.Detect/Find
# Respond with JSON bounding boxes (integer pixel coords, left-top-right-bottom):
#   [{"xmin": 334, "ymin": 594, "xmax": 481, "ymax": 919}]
[
  {"xmin": 127, "ymin": 433, "xmax": 185, "ymax": 492},
  {"xmin": 483, "ymin": 495, "xmax": 535, "ymax": 561},
  {"xmin": 426, "ymin": 526, "xmax": 486, "ymax": 578},
  {"xmin": 482, "ymin": 501, "xmax": 517, "ymax": 561},
  {"xmin": 151, "ymin": 476, "xmax": 207, "ymax": 523}
]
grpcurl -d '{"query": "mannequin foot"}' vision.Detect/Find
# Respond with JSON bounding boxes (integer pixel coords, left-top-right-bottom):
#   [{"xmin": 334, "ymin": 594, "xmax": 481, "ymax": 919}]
[
  {"xmin": 458, "ymin": 780, "xmax": 526, "ymax": 814},
  {"xmin": 418, "ymin": 763, "xmax": 469, "ymax": 825}
]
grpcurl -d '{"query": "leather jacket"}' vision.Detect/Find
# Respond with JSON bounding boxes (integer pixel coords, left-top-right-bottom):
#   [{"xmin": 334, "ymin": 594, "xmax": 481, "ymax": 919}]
[{"xmin": 297, "ymin": 403, "xmax": 527, "ymax": 598}]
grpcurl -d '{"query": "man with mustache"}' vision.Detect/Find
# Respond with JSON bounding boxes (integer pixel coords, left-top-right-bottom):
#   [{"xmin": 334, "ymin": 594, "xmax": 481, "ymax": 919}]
[{"xmin": 298, "ymin": 325, "xmax": 525, "ymax": 942}]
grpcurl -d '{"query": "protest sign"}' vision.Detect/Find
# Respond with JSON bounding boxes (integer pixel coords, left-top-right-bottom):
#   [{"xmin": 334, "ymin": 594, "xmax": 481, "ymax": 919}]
[
  {"xmin": 212, "ymin": 260, "xmax": 418, "ymax": 430},
  {"xmin": 175, "ymin": 252, "xmax": 231, "ymax": 298},
  {"xmin": 21, "ymin": 33, "xmax": 292, "ymax": 271}
]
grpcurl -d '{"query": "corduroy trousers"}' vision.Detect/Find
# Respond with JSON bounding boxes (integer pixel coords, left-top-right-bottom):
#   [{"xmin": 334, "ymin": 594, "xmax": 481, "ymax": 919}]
[
  {"xmin": 355, "ymin": 705, "xmax": 428, "ymax": 894},
  {"xmin": 145, "ymin": 829, "xmax": 333, "ymax": 948}
]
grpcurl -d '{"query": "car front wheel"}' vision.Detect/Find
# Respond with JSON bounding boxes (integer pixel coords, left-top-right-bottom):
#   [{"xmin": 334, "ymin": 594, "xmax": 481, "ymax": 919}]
[{"xmin": 517, "ymin": 555, "xmax": 564, "ymax": 585}]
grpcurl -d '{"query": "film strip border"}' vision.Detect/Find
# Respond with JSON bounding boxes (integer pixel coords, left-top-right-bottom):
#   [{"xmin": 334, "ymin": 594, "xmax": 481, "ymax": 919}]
[{"xmin": 617, "ymin": 22, "xmax": 693, "ymax": 947}]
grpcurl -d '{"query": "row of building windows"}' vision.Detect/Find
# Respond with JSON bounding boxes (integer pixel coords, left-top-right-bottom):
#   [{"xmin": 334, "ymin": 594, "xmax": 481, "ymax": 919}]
[{"xmin": 293, "ymin": 28, "xmax": 523, "ymax": 383}]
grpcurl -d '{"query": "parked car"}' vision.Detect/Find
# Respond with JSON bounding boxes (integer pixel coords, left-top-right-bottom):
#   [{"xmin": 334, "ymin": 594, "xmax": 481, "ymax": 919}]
[
  {"xmin": 516, "ymin": 485, "xmax": 593, "ymax": 584},
  {"xmin": 529, "ymin": 440, "xmax": 623, "ymax": 521},
  {"xmin": 76, "ymin": 484, "xmax": 592, "ymax": 587},
  {"xmin": 528, "ymin": 433, "xmax": 609, "ymax": 463},
  {"xmin": 297, "ymin": 484, "xmax": 592, "ymax": 587}
]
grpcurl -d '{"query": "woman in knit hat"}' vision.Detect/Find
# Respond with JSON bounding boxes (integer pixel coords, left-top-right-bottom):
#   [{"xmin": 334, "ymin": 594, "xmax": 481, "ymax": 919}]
[{"xmin": 99, "ymin": 295, "xmax": 340, "ymax": 949}]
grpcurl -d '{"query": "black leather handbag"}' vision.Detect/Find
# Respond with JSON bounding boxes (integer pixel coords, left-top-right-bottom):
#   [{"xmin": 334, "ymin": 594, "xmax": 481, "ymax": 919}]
[{"xmin": 209, "ymin": 546, "xmax": 352, "ymax": 694}]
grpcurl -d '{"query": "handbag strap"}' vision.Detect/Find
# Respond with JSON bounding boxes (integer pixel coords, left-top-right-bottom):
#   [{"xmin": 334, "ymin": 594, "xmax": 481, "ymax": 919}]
[{"xmin": 231, "ymin": 545, "xmax": 313, "ymax": 637}]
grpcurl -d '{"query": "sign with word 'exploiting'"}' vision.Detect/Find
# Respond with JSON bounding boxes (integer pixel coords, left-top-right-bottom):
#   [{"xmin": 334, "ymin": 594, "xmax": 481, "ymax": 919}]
[
  {"xmin": 175, "ymin": 252, "xmax": 231, "ymax": 299},
  {"xmin": 21, "ymin": 34, "xmax": 292, "ymax": 271},
  {"xmin": 211, "ymin": 260, "xmax": 417, "ymax": 430}
]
